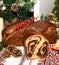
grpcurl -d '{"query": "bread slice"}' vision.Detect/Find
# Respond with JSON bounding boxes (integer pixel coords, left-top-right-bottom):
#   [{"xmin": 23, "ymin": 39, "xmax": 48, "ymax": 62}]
[{"xmin": 23, "ymin": 31, "xmax": 49, "ymax": 59}]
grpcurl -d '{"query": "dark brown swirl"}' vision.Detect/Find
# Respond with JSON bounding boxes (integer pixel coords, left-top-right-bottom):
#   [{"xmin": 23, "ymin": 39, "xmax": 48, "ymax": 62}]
[{"xmin": 37, "ymin": 41, "xmax": 48, "ymax": 58}]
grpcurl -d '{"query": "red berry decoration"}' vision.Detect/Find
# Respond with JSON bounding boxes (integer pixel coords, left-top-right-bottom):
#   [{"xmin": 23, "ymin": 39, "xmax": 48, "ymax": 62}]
[
  {"xmin": 30, "ymin": 17, "xmax": 35, "ymax": 22},
  {"xmin": 16, "ymin": 17, "xmax": 37, "ymax": 30},
  {"xmin": 25, "ymin": 19, "xmax": 30, "ymax": 24},
  {"xmin": 21, "ymin": 22, "xmax": 25, "ymax": 26},
  {"xmin": 27, "ymin": 19, "xmax": 31, "ymax": 24}
]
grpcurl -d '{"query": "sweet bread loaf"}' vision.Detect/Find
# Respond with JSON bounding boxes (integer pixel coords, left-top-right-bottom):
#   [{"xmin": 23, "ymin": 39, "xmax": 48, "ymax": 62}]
[
  {"xmin": 2, "ymin": 21, "xmax": 31, "ymax": 47},
  {"xmin": 26, "ymin": 20, "xmax": 57, "ymax": 44},
  {"xmin": 2, "ymin": 20, "xmax": 57, "ymax": 47},
  {"xmin": 23, "ymin": 30, "xmax": 49, "ymax": 59}
]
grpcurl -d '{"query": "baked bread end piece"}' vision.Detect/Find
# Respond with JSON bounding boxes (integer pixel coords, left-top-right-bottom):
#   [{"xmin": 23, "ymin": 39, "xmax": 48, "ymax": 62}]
[{"xmin": 23, "ymin": 32, "xmax": 49, "ymax": 59}]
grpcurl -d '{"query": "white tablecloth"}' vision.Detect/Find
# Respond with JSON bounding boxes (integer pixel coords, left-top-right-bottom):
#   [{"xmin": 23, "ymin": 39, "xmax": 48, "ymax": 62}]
[{"xmin": 4, "ymin": 46, "xmax": 39, "ymax": 65}]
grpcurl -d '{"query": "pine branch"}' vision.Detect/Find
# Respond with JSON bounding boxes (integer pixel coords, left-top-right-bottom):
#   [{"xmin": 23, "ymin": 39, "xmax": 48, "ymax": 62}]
[
  {"xmin": 0, "ymin": 0, "xmax": 34, "ymax": 22},
  {"xmin": 3, "ymin": 0, "xmax": 16, "ymax": 4}
]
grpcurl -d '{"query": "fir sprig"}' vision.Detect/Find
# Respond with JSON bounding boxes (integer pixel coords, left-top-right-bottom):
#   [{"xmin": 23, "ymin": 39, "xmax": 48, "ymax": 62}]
[{"xmin": 0, "ymin": 0, "xmax": 35, "ymax": 22}]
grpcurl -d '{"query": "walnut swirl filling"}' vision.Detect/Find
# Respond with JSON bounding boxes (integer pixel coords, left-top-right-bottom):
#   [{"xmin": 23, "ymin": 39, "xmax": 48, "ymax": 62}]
[
  {"xmin": 25, "ymin": 35, "xmax": 48, "ymax": 59},
  {"xmin": 28, "ymin": 40, "xmax": 40, "ymax": 57},
  {"xmin": 37, "ymin": 41, "xmax": 48, "ymax": 58},
  {"xmin": 26, "ymin": 36, "xmax": 41, "ymax": 58}
]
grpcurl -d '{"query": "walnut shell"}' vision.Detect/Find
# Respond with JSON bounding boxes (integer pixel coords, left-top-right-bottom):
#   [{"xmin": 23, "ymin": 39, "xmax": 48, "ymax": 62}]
[
  {"xmin": 6, "ymin": 45, "xmax": 16, "ymax": 52},
  {"xmin": 1, "ymin": 49, "xmax": 11, "ymax": 58},
  {"xmin": 12, "ymin": 48, "xmax": 22, "ymax": 57}
]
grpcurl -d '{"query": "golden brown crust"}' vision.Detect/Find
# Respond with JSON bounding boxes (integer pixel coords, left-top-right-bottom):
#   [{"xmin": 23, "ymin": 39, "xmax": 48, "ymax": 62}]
[
  {"xmin": 2, "ymin": 23, "xmax": 24, "ymax": 47},
  {"xmin": 23, "ymin": 29, "xmax": 49, "ymax": 44},
  {"xmin": 2, "ymin": 20, "xmax": 57, "ymax": 47},
  {"xmin": 25, "ymin": 20, "xmax": 57, "ymax": 43},
  {"xmin": 44, "ymin": 26, "xmax": 57, "ymax": 44}
]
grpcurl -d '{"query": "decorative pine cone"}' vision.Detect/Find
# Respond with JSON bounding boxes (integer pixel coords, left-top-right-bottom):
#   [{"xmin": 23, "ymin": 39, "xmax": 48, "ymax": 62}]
[
  {"xmin": 11, "ymin": 3, "xmax": 18, "ymax": 12},
  {"xmin": 12, "ymin": 48, "xmax": 22, "ymax": 57}
]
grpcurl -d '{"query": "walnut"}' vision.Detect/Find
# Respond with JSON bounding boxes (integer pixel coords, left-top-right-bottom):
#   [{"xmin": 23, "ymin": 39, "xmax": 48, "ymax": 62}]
[
  {"xmin": 1, "ymin": 45, "xmax": 22, "ymax": 58},
  {"xmin": 1, "ymin": 49, "xmax": 11, "ymax": 58},
  {"xmin": 12, "ymin": 48, "xmax": 22, "ymax": 57},
  {"xmin": 6, "ymin": 45, "xmax": 16, "ymax": 52}
]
